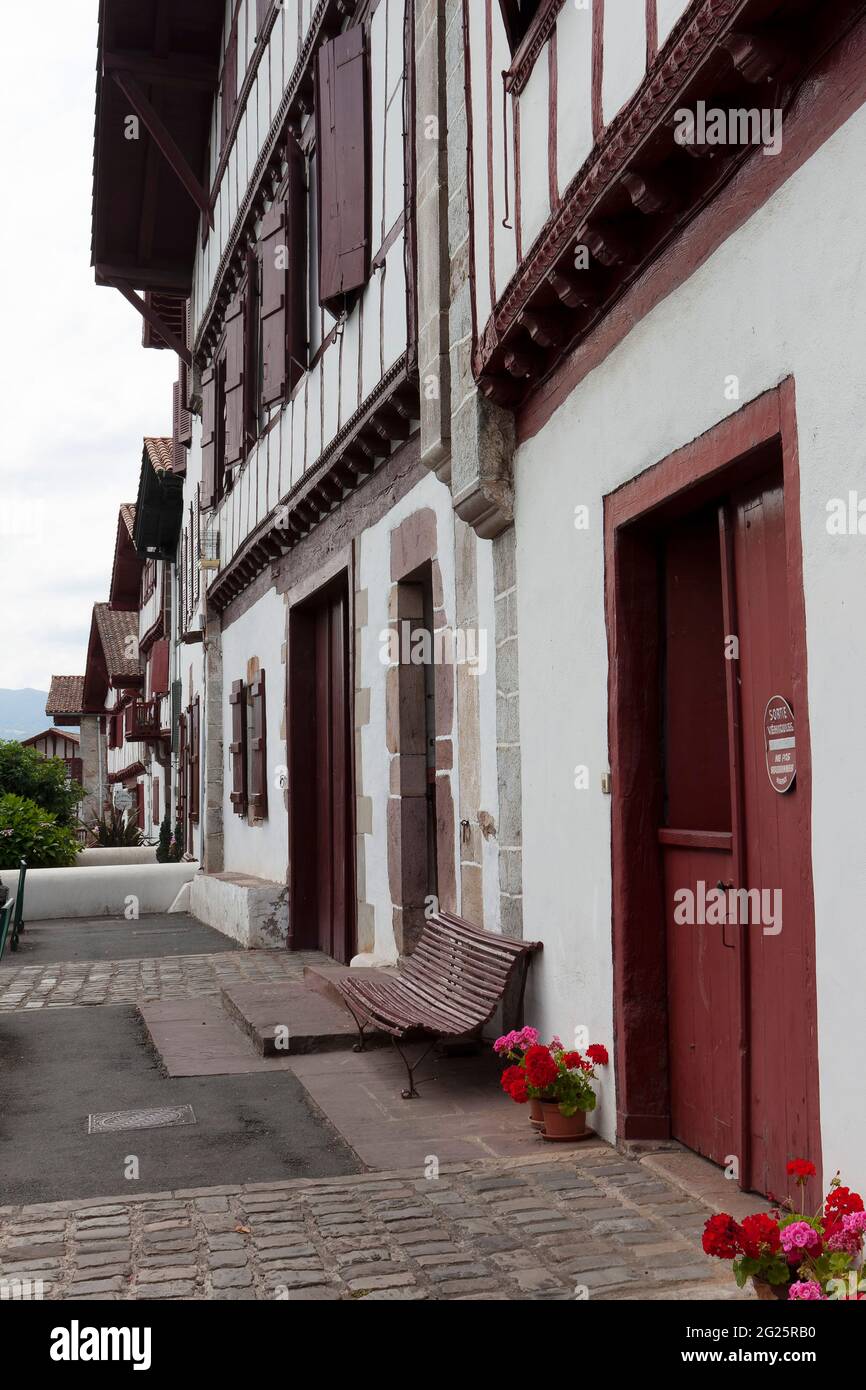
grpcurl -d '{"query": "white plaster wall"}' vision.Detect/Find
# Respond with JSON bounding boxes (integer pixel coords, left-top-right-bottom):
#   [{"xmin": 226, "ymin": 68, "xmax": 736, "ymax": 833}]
[
  {"xmin": 519, "ymin": 57, "xmax": 551, "ymax": 252},
  {"xmin": 602, "ymin": 0, "xmax": 646, "ymax": 124},
  {"xmin": 221, "ymin": 585, "xmax": 288, "ymax": 883},
  {"xmin": 359, "ymin": 470, "xmax": 460, "ymax": 962},
  {"xmin": 513, "ymin": 106, "xmax": 866, "ymax": 1165},
  {"xmin": 556, "ymin": 0, "xmax": 594, "ymax": 196},
  {"xmin": 5, "ymin": 862, "xmax": 197, "ymax": 920}
]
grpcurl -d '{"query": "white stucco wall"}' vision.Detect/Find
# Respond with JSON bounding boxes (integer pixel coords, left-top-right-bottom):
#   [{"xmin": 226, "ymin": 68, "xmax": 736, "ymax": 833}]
[
  {"xmin": 221, "ymin": 585, "xmax": 288, "ymax": 883},
  {"xmin": 513, "ymin": 106, "xmax": 866, "ymax": 1167}
]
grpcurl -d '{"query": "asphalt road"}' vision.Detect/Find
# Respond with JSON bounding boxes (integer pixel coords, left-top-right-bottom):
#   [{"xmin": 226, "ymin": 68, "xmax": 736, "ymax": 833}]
[
  {"xmin": 0, "ymin": 1004, "xmax": 361, "ymax": 1205},
  {"xmin": 0, "ymin": 914, "xmax": 242, "ymax": 966}
]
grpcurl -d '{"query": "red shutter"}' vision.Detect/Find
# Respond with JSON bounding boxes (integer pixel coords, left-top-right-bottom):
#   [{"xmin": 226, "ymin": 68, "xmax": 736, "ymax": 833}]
[
  {"xmin": 249, "ymin": 669, "xmax": 268, "ymax": 818},
  {"xmin": 136, "ymin": 782, "xmax": 145, "ymax": 830},
  {"xmin": 221, "ymin": 25, "xmax": 238, "ymax": 152},
  {"xmin": 224, "ymin": 293, "xmax": 246, "ymax": 468},
  {"xmin": 153, "ymin": 777, "xmax": 160, "ymax": 828},
  {"xmin": 178, "ymin": 712, "xmax": 188, "ymax": 837},
  {"xmin": 190, "ymin": 698, "xmax": 200, "ymax": 822},
  {"xmin": 316, "ymin": 27, "xmax": 370, "ymax": 312},
  {"xmin": 256, "ymin": 0, "xmax": 271, "ymax": 38},
  {"xmin": 150, "ymin": 639, "xmax": 170, "ymax": 697},
  {"xmin": 259, "ymin": 136, "xmax": 307, "ymax": 406},
  {"xmin": 200, "ymin": 365, "xmax": 216, "ymax": 507},
  {"xmin": 229, "ymin": 680, "xmax": 247, "ymax": 815}
]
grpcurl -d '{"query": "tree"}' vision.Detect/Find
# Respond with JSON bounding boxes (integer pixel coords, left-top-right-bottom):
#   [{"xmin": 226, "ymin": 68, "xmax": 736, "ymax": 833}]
[{"xmin": 0, "ymin": 741, "xmax": 85, "ymax": 828}]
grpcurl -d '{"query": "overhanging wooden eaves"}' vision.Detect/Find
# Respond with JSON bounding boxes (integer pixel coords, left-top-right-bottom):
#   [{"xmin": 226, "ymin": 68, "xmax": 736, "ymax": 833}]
[
  {"xmin": 133, "ymin": 454, "xmax": 185, "ymax": 561},
  {"xmin": 92, "ymin": 0, "xmax": 223, "ymax": 299},
  {"xmin": 476, "ymin": 0, "xmax": 865, "ymax": 407}
]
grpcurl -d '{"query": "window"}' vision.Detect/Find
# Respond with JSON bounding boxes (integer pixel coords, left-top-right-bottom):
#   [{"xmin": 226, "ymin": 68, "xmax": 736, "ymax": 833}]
[
  {"xmin": 498, "ymin": 0, "xmax": 543, "ymax": 54},
  {"xmin": 315, "ymin": 27, "xmax": 371, "ymax": 314},
  {"xmin": 142, "ymin": 558, "xmax": 156, "ymax": 603},
  {"xmin": 230, "ymin": 671, "xmax": 268, "ymax": 820}
]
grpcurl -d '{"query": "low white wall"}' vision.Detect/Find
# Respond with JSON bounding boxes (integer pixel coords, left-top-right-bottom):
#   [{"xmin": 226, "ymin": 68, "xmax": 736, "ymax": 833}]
[
  {"xmin": 2, "ymin": 862, "xmax": 197, "ymax": 920},
  {"xmin": 189, "ymin": 871, "xmax": 287, "ymax": 949},
  {"xmin": 77, "ymin": 847, "xmax": 158, "ymax": 866}
]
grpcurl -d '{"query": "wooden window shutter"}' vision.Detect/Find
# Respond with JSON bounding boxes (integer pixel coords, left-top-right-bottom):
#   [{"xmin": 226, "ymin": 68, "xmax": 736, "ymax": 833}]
[
  {"xmin": 221, "ymin": 24, "xmax": 238, "ymax": 152},
  {"xmin": 229, "ymin": 680, "xmax": 247, "ymax": 815},
  {"xmin": 258, "ymin": 137, "xmax": 307, "ymax": 407},
  {"xmin": 136, "ymin": 782, "xmax": 145, "ymax": 829},
  {"xmin": 178, "ymin": 712, "xmax": 187, "ymax": 831},
  {"xmin": 256, "ymin": 0, "xmax": 271, "ymax": 39},
  {"xmin": 200, "ymin": 365, "xmax": 216, "ymax": 507},
  {"xmin": 316, "ymin": 27, "xmax": 370, "ymax": 312},
  {"xmin": 224, "ymin": 292, "xmax": 246, "ymax": 468},
  {"xmin": 153, "ymin": 777, "xmax": 160, "ymax": 828},
  {"xmin": 190, "ymin": 698, "xmax": 200, "ymax": 822},
  {"xmin": 150, "ymin": 639, "xmax": 170, "ymax": 697},
  {"xmin": 249, "ymin": 670, "xmax": 268, "ymax": 818}
]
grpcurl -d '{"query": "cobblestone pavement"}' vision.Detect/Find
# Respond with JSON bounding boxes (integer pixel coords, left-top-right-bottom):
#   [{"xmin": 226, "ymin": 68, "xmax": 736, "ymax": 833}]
[
  {"xmin": 0, "ymin": 950, "xmax": 325, "ymax": 1013},
  {"xmin": 0, "ymin": 1149, "xmax": 749, "ymax": 1301}
]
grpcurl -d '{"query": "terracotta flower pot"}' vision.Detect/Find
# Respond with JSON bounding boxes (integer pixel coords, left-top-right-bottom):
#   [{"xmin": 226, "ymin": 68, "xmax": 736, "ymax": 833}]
[
  {"xmin": 540, "ymin": 1102, "xmax": 589, "ymax": 1142},
  {"xmin": 752, "ymin": 1277, "xmax": 790, "ymax": 1301},
  {"xmin": 529, "ymin": 1098, "xmax": 545, "ymax": 1131}
]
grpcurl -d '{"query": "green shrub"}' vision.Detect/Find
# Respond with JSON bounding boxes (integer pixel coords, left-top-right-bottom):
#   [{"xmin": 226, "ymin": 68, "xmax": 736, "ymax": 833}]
[
  {"xmin": 91, "ymin": 804, "xmax": 144, "ymax": 848},
  {"xmin": 0, "ymin": 741, "xmax": 84, "ymax": 827},
  {"xmin": 0, "ymin": 794, "xmax": 81, "ymax": 869},
  {"xmin": 156, "ymin": 813, "xmax": 183, "ymax": 862}
]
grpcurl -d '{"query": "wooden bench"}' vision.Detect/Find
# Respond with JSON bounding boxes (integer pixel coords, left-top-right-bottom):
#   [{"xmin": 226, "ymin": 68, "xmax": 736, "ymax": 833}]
[{"xmin": 336, "ymin": 911, "xmax": 542, "ymax": 1097}]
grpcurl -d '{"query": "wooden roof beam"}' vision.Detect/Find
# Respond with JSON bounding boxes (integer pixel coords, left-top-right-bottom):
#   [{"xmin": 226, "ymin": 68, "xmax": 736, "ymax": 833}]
[
  {"xmin": 111, "ymin": 72, "xmax": 214, "ymax": 228},
  {"xmin": 111, "ymin": 282, "xmax": 191, "ymax": 366}
]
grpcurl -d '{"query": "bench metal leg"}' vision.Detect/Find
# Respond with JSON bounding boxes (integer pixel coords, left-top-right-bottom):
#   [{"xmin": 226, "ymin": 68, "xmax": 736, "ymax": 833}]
[{"xmin": 391, "ymin": 1037, "xmax": 438, "ymax": 1099}]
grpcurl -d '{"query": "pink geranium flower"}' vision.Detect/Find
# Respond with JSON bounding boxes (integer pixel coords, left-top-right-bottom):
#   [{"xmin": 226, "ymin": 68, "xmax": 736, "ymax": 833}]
[
  {"xmin": 788, "ymin": 1281, "xmax": 825, "ymax": 1301},
  {"xmin": 781, "ymin": 1222, "xmax": 822, "ymax": 1258}
]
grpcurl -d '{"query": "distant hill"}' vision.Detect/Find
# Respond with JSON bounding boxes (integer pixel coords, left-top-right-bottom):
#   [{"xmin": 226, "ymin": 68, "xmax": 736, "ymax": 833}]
[{"xmin": 0, "ymin": 689, "xmax": 52, "ymax": 742}]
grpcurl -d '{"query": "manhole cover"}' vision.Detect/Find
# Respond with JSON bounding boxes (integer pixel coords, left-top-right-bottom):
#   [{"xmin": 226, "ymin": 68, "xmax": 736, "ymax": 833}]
[{"xmin": 87, "ymin": 1104, "xmax": 197, "ymax": 1135}]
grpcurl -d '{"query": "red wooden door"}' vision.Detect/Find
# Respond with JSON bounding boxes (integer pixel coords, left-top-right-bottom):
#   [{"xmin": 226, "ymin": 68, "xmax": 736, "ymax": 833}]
[
  {"xmin": 732, "ymin": 473, "xmax": 816, "ymax": 1199},
  {"xmin": 290, "ymin": 579, "xmax": 354, "ymax": 963},
  {"xmin": 661, "ymin": 508, "xmax": 739, "ymax": 1168},
  {"xmin": 660, "ymin": 474, "xmax": 817, "ymax": 1196}
]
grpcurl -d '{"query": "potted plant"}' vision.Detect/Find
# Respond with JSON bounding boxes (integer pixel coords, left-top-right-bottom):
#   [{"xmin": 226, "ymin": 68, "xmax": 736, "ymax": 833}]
[
  {"xmin": 702, "ymin": 1161, "xmax": 866, "ymax": 1300},
  {"xmin": 496, "ymin": 1034, "xmax": 609, "ymax": 1141}
]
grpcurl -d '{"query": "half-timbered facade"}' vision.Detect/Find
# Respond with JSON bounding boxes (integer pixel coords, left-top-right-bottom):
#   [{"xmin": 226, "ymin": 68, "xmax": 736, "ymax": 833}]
[
  {"xmin": 45, "ymin": 675, "xmax": 105, "ymax": 826},
  {"xmin": 421, "ymin": 0, "xmax": 866, "ymax": 1199},
  {"xmin": 92, "ymin": 0, "xmax": 504, "ymax": 957}
]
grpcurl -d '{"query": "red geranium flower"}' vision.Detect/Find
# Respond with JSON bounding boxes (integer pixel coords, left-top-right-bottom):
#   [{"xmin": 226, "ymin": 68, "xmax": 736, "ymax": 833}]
[
  {"xmin": 524, "ymin": 1044, "xmax": 558, "ymax": 1090},
  {"xmin": 702, "ymin": 1213, "xmax": 744, "ymax": 1260},
  {"xmin": 507, "ymin": 1075, "xmax": 529, "ymax": 1103},
  {"xmin": 825, "ymin": 1187, "xmax": 864, "ymax": 1220},
  {"xmin": 787, "ymin": 1159, "xmax": 816, "ymax": 1181},
  {"xmin": 739, "ymin": 1213, "xmax": 781, "ymax": 1259},
  {"xmin": 586, "ymin": 1044, "xmax": 609, "ymax": 1067},
  {"xmin": 562, "ymin": 1051, "xmax": 583, "ymax": 1070},
  {"xmin": 500, "ymin": 1065, "xmax": 523, "ymax": 1095}
]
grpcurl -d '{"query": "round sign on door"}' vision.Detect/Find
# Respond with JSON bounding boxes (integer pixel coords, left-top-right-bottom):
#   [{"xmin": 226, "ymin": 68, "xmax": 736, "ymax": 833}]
[{"xmin": 764, "ymin": 696, "xmax": 797, "ymax": 794}]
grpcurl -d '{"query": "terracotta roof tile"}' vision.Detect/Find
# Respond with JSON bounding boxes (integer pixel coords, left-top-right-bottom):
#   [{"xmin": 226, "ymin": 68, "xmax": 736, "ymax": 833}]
[
  {"xmin": 119, "ymin": 503, "xmax": 136, "ymax": 539},
  {"xmin": 143, "ymin": 438, "xmax": 174, "ymax": 474},
  {"xmin": 94, "ymin": 605, "xmax": 140, "ymax": 680},
  {"xmin": 46, "ymin": 676, "xmax": 86, "ymax": 716}
]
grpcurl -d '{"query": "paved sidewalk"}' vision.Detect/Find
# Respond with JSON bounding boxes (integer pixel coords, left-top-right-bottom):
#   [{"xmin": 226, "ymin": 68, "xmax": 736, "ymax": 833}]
[
  {"xmin": 0, "ymin": 1149, "xmax": 751, "ymax": 1302},
  {"xmin": 0, "ymin": 949, "xmax": 325, "ymax": 1012}
]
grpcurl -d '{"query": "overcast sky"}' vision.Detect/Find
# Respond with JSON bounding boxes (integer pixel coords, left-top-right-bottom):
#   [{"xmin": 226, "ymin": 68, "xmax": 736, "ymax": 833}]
[{"xmin": 0, "ymin": 1, "xmax": 176, "ymax": 692}]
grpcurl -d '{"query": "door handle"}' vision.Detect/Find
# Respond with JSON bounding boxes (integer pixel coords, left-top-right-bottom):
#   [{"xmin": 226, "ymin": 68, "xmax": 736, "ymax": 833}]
[{"xmin": 717, "ymin": 882, "xmax": 736, "ymax": 949}]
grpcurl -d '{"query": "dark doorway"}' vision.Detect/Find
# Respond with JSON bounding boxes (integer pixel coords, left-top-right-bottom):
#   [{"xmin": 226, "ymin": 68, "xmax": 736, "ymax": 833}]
[{"xmin": 289, "ymin": 574, "xmax": 355, "ymax": 963}]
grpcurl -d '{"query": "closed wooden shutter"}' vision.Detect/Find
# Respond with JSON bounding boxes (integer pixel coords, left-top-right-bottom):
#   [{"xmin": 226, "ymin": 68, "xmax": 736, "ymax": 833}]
[
  {"xmin": 178, "ymin": 711, "xmax": 187, "ymax": 835},
  {"xmin": 316, "ymin": 27, "xmax": 370, "ymax": 312},
  {"xmin": 259, "ymin": 137, "xmax": 307, "ymax": 406},
  {"xmin": 150, "ymin": 639, "xmax": 170, "ymax": 697},
  {"xmin": 224, "ymin": 293, "xmax": 246, "ymax": 468},
  {"xmin": 190, "ymin": 697, "xmax": 200, "ymax": 823},
  {"xmin": 153, "ymin": 777, "xmax": 160, "ymax": 828},
  {"xmin": 200, "ymin": 365, "xmax": 216, "ymax": 507},
  {"xmin": 221, "ymin": 24, "xmax": 238, "ymax": 152},
  {"xmin": 136, "ymin": 782, "xmax": 145, "ymax": 830},
  {"xmin": 249, "ymin": 669, "xmax": 268, "ymax": 818},
  {"xmin": 229, "ymin": 679, "xmax": 247, "ymax": 815}
]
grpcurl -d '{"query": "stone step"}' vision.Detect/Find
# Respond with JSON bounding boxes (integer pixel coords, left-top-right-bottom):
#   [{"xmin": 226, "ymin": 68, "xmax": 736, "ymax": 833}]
[{"xmin": 220, "ymin": 979, "xmax": 384, "ymax": 1057}]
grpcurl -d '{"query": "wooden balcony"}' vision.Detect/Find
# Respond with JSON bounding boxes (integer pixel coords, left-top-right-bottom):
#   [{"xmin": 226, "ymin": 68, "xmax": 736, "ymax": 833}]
[{"xmin": 124, "ymin": 699, "xmax": 166, "ymax": 743}]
